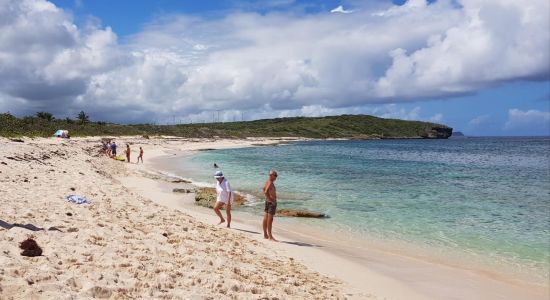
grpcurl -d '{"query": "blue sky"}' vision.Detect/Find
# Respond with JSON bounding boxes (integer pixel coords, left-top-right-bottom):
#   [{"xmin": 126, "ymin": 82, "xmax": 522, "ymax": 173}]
[{"xmin": 1, "ymin": 0, "xmax": 548, "ymax": 136}]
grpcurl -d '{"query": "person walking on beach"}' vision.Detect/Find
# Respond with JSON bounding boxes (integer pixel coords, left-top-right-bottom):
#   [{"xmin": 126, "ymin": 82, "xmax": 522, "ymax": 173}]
[
  {"xmin": 125, "ymin": 144, "xmax": 131, "ymax": 163},
  {"xmin": 137, "ymin": 147, "xmax": 144, "ymax": 163},
  {"xmin": 262, "ymin": 170, "xmax": 278, "ymax": 241},
  {"xmin": 213, "ymin": 170, "xmax": 233, "ymax": 228},
  {"xmin": 103, "ymin": 141, "xmax": 110, "ymax": 157}
]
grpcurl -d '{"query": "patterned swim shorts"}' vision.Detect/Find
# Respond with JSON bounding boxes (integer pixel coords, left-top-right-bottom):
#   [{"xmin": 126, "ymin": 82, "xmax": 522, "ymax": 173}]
[{"xmin": 264, "ymin": 201, "xmax": 277, "ymax": 215}]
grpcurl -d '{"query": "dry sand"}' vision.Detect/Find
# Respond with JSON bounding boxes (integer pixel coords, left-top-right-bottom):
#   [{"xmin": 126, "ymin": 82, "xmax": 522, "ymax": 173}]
[{"xmin": 0, "ymin": 137, "xmax": 346, "ymax": 299}]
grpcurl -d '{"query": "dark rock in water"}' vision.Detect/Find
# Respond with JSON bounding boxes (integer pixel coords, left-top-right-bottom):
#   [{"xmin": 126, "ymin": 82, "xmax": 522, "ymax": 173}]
[
  {"xmin": 194, "ymin": 187, "xmax": 245, "ymax": 208},
  {"xmin": 172, "ymin": 179, "xmax": 191, "ymax": 184},
  {"xmin": 10, "ymin": 138, "xmax": 24, "ymax": 143},
  {"xmin": 277, "ymin": 209, "xmax": 327, "ymax": 218},
  {"xmin": 173, "ymin": 188, "xmax": 193, "ymax": 193},
  {"xmin": 20, "ymin": 238, "xmax": 42, "ymax": 257}
]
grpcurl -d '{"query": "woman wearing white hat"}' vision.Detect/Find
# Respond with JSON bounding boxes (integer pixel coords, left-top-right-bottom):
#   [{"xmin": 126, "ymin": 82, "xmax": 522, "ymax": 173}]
[{"xmin": 213, "ymin": 170, "xmax": 233, "ymax": 228}]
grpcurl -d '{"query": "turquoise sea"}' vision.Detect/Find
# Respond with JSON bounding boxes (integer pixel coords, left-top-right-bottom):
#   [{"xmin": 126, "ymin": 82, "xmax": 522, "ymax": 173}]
[{"xmin": 167, "ymin": 137, "xmax": 550, "ymax": 282}]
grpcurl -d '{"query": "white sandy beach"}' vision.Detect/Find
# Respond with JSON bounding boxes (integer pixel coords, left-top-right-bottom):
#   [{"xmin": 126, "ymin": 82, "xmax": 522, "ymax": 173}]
[{"xmin": 1, "ymin": 136, "xmax": 548, "ymax": 300}]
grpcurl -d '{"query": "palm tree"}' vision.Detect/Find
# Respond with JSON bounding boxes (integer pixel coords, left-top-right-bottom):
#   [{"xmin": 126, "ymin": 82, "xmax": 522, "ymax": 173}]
[
  {"xmin": 77, "ymin": 111, "xmax": 89, "ymax": 124},
  {"xmin": 36, "ymin": 111, "xmax": 54, "ymax": 121}
]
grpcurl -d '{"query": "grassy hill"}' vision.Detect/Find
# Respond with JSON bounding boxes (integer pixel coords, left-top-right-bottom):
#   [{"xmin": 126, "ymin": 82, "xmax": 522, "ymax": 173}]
[{"xmin": 0, "ymin": 113, "xmax": 452, "ymax": 139}]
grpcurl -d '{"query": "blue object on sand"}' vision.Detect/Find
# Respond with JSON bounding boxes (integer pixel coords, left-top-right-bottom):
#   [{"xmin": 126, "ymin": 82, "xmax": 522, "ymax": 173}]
[{"xmin": 66, "ymin": 195, "xmax": 90, "ymax": 204}]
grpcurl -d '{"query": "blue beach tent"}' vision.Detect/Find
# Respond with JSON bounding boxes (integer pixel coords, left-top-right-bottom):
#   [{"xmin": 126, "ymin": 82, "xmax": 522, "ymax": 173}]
[{"xmin": 53, "ymin": 130, "xmax": 69, "ymax": 138}]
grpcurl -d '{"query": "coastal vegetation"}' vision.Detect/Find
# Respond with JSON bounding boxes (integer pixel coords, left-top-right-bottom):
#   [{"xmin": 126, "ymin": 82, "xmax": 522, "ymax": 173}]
[{"xmin": 0, "ymin": 112, "xmax": 452, "ymax": 139}]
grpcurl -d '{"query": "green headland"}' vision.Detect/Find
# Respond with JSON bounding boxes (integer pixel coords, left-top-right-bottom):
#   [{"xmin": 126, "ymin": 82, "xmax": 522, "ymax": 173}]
[{"xmin": 0, "ymin": 112, "xmax": 452, "ymax": 139}]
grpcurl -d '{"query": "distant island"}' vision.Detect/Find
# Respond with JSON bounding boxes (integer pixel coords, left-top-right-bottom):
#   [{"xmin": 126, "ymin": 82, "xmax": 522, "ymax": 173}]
[
  {"xmin": 451, "ymin": 131, "xmax": 466, "ymax": 138},
  {"xmin": 0, "ymin": 112, "xmax": 452, "ymax": 139}
]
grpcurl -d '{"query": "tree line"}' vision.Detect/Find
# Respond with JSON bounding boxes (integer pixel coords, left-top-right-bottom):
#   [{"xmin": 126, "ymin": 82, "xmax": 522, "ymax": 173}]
[{"xmin": 34, "ymin": 111, "xmax": 90, "ymax": 124}]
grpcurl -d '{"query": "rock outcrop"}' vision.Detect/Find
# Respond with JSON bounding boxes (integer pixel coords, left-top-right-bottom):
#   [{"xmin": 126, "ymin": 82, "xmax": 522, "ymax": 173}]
[
  {"xmin": 194, "ymin": 187, "xmax": 246, "ymax": 208},
  {"xmin": 277, "ymin": 209, "xmax": 327, "ymax": 218},
  {"xmin": 421, "ymin": 126, "xmax": 453, "ymax": 139}
]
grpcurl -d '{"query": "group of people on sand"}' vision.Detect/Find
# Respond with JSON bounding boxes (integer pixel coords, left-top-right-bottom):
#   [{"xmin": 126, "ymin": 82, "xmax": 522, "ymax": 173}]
[
  {"xmin": 103, "ymin": 140, "xmax": 144, "ymax": 163},
  {"xmin": 212, "ymin": 169, "xmax": 279, "ymax": 241}
]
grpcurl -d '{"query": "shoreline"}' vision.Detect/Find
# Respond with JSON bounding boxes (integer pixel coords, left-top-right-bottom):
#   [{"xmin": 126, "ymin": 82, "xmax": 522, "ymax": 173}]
[
  {"xmin": 0, "ymin": 136, "xmax": 347, "ymax": 299},
  {"xmin": 140, "ymin": 137, "xmax": 549, "ymax": 300},
  {"xmin": 1, "ymin": 136, "xmax": 547, "ymax": 299}
]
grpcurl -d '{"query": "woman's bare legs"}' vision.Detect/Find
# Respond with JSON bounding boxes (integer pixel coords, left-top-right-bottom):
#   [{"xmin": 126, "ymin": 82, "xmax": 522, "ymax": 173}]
[{"xmin": 213, "ymin": 201, "xmax": 225, "ymax": 225}]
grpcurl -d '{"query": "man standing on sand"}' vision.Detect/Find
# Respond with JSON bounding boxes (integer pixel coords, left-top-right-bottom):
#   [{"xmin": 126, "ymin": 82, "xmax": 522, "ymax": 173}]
[
  {"xmin": 262, "ymin": 170, "xmax": 278, "ymax": 241},
  {"xmin": 137, "ymin": 147, "xmax": 144, "ymax": 163}
]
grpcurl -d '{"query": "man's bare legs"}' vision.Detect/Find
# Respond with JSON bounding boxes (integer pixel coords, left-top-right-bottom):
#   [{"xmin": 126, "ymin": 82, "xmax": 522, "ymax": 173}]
[
  {"xmin": 225, "ymin": 203, "xmax": 231, "ymax": 228},
  {"xmin": 262, "ymin": 213, "xmax": 268, "ymax": 239},
  {"xmin": 263, "ymin": 213, "xmax": 277, "ymax": 241},
  {"xmin": 213, "ymin": 202, "xmax": 225, "ymax": 225}
]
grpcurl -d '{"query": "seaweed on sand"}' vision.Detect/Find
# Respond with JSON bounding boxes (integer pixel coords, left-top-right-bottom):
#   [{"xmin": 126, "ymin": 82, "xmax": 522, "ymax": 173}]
[{"xmin": 20, "ymin": 238, "xmax": 43, "ymax": 257}]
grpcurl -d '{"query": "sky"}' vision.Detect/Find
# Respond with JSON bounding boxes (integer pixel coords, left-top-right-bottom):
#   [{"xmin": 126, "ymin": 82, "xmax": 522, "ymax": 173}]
[{"xmin": 0, "ymin": 0, "xmax": 548, "ymax": 136}]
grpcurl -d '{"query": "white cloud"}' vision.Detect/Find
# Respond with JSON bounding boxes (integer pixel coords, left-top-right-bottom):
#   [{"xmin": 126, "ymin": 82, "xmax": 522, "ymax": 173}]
[
  {"xmin": 0, "ymin": 0, "xmax": 123, "ymax": 112},
  {"xmin": 374, "ymin": 0, "xmax": 550, "ymax": 99},
  {"xmin": 468, "ymin": 114, "xmax": 491, "ymax": 127},
  {"xmin": 0, "ymin": 0, "xmax": 548, "ymax": 123},
  {"xmin": 429, "ymin": 113, "xmax": 444, "ymax": 123},
  {"xmin": 331, "ymin": 5, "xmax": 354, "ymax": 14},
  {"xmin": 504, "ymin": 109, "xmax": 550, "ymax": 132}
]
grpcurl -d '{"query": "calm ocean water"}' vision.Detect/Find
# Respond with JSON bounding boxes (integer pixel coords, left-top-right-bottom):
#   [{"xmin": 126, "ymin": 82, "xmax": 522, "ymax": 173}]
[{"xmin": 172, "ymin": 137, "xmax": 550, "ymax": 281}]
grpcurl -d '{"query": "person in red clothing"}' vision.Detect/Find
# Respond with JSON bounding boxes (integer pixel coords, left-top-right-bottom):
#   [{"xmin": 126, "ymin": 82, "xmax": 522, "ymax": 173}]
[{"xmin": 125, "ymin": 144, "xmax": 131, "ymax": 163}]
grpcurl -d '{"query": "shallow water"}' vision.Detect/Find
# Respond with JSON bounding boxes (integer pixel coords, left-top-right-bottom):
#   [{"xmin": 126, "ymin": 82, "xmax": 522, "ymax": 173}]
[{"xmin": 165, "ymin": 137, "xmax": 550, "ymax": 282}]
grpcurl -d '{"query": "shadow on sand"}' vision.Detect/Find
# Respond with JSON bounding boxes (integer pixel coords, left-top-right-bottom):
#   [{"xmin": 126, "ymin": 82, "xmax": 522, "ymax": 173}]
[
  {"xmin": 233, "ymin": 228, "xmax": 262, "ymax": 235},
  {"xmin": 0, "ymin": 220, "xmax": 62, "ymax": 232},
  {"xmin": 281, "ymin": 241, "xmax": 323, "ymax": 248},
  {"xmin": 232, "ymin": 228, "xmax": 323, "ymax": 247}
]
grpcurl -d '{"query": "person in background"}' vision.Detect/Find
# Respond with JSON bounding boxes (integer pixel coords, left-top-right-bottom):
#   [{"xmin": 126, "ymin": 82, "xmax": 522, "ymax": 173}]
[
  {"xmin": 213, "ymin": 170, "xmax": 233, "ymax": 228},
  {"xmin": 125, "ymin": 144, "xmax": 131, "ymax": 163},
  {"xmin": 137, "ymin": 147, "xmax": 144, "ymax": 163},
  {"xmin": 110, "ymin": 141, "xmax": 117, "ymax": 158},
  {"xmin": 103, "ymin": 141, "xmax": 110, "ymax": 157},
  {"xmin": 262, "ymin": 169, "xmax": 278, "ymax": 241}
]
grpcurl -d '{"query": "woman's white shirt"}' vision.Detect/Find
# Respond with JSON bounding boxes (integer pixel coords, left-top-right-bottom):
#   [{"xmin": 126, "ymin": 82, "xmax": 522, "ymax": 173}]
[{"xmin": 216, "ymin": 179, "xmax": 234, "ymax": 204}]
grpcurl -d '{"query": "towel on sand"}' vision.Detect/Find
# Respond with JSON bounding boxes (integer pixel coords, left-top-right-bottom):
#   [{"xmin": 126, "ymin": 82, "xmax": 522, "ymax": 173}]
[{"xmin": 66, "ymin": 195, "xmax": 90, "ymax": 204}]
